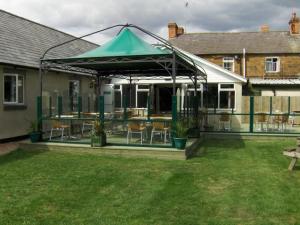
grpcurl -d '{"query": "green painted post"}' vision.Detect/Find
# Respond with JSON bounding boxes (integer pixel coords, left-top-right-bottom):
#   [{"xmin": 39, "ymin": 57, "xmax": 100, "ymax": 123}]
[
  {"xmin": 172, "ymin": 95, "xmax": 177, "ymax": 125},
  {"xmin": 288, "ymin": 96, "xmax": 291, "ymax": 114},
  {"xmin": 123, "ymin": 96, "xmax": 127, "ymax": 120},
  {"xmin": 36, "ymin": 96, "xmax": 42, "ymax": 133},
  {"xmin": 249, "ymin": 96, "xmax": 254, "ymax": 133},
  {"xmin": 58, "ymin": 96, "xmax": 62, "ymax": 118},
  {"xmin": 78, "ymin": 96, "xmax": 82, "ymax": 118},
  {"xmin": 98, "ymin": 96, "xmax": 104, "ymax": 125},
  {"xmin": 269, "ymin": 96, "xmax": 272, "ymax": 115},
  {"xmin": 49, "ymin": 96, "xmax": 52, "ymax": 117},
  {"xmin": 87, "ymin": 96, "xmax": 90, "ymax": 113},
  {"xmin": 70, "ymin": 96, "xmax": 73, "ymax": 112},
  {"xmin": 147, "ymin": 95, "xmax": 151, "ymax": 121}
]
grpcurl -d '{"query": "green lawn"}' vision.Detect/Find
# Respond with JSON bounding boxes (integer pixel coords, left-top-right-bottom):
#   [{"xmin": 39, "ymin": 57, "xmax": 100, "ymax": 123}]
[{"xmin": 1, "ymin": 139, "xmax": 300, "ymax": 225}]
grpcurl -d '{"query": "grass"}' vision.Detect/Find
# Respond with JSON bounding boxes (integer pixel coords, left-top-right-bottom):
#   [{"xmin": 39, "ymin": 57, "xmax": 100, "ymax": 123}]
[{"xmin": 0, "ymin": 138, "xmax": 300, "ymax": 225}]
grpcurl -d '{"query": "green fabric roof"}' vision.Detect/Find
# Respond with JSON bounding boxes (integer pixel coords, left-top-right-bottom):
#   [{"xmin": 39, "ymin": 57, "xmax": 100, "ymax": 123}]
[{"xmin": 73, "ymin": 28, "xmax": 170, "ymax": 58}]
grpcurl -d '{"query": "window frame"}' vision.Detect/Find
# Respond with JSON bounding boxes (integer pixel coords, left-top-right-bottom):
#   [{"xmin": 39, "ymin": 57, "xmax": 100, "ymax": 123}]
[
  {"xmin": 114, "ymin": 84, "xmax": 122, "ymax": 108},
  {"xmin": 218, "ymin": 83, "xmax": 236, "ymax": 110},
  {"xmin": 3, "ymin": 73, "xmax": 25, "ymax": 105},
  {"xmin": 223, "ymin": 57, "xmax": 235, "ymax": 72},
  {"xmin": 135, "ymin": 84, "xmax": 149, "ymax": 109},
  {"xmin": 186, "ymin": 84, "xmax": 203, "ymax": 108},
  {"xmin": 265, "ymin": 57, "xmax": 280, "ymax": 73}
]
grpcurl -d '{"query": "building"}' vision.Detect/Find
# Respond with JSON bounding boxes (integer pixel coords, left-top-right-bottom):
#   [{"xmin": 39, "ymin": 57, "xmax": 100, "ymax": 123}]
[
  {"xmin": 0, "ymin": 10, "xmax": 97, "ymax": 140},
  {"xmin": 168, "ymin": 13, "xmax": 300, "ymax": 96}
]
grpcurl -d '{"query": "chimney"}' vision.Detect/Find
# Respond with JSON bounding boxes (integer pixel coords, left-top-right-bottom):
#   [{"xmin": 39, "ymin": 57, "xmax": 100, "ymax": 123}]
[
  {"xmin": 260, "ymin": 24, "xmax": 269, "ymax": 32},
  {"xmin": 168, "ymin": 22, "xmax": 184, "ymax": 39},
  {"xmin": 289, "ymin": 12, "xmax": 300, "ymax": 35}
]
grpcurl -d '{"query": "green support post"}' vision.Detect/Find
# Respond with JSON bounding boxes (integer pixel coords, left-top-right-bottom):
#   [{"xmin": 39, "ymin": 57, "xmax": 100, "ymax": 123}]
[
  {"xmin": 58, "ymin": 96, "xmax": 62, "ymax": 118},
  {"xmin": 288, "ymin": 96, "xmax": 291, "ymax": 115},
  {"xmin": 87, "ymin": 96, "xmax": 90, "ymax": 113},
  {"xmin": 147, "ymin": 95, "xmax": 151, "ymax": 121},
  {"xmin": 78, "ymin": 96, "xmax": 82, "ymax": 118},
  {"xmin": 249, "ymin": 96, "xmax": 254, "ymax": 133},
  {"xmin": 49, "ymin": 96, "xmax": 52, "ymax": 118},
  {"xmin": 70, "ymin": 96, "xmax": 73, "ymax": 112},
  {"xmin": 98, "ymin": 96, "xmax": 104, "ymax": 126},
  {"xmin": 172, "ymin": 95, "xmax": 177, "ymax": 125},
  {"xmin": 269, "ymin": 96, "xmax": 272, "ymax": 115},
  {"xmin": 36, "ymin": 96, "xmax": 42, "ymax": 133},
  {"xmin": 123, "ymin": 97, "xmax": 127, "ymax": 121}
]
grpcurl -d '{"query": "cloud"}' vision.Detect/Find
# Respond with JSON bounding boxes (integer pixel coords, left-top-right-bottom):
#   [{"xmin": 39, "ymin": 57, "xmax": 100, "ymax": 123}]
[{"xmin": 0, "ymin": 0, "xmax": 299, "ymax": 44}]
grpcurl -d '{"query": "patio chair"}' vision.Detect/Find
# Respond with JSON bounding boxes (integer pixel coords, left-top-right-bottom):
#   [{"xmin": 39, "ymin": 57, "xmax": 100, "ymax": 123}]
[
  {"xmin": 255, "ymin": 113, "xmax": 269, "ymax": 131},
  {"xmin": 150, "ymin": 122, "xmax": 170, "ymax": 144},
  {"xmin": 127, "ymin": 122, "xmax": 146, "ymax": 144},
  {"xmin": 49, "ymin": 121, "xmax": 70, "ymax": 140},
  {"xmin": 81, "ymin": 121, "xmax": 95, "ymax": 136},
  {"xmin": 218, "ymin": 112, "xmax": 231, "ymax": 131}
]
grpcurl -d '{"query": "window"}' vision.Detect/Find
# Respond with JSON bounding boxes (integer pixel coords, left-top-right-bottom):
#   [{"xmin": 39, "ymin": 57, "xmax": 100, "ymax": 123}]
[
  {"xmin": 265, "ymin": 57, "xmax": 280, "ymax": 72},
  {"xmin": 4, "ymin": 74, "xmax": 24, "ymax": 104},
  {"xmin": 203, "ymin": 84, "xmax": 218, "ymax": 108},
  {"xmin": 114, "ymin": 85, "xmax": 122, "ymax": 108},
  {"xmin": 136, "ymin": 85, "xmax": 149, "ymax": 108},
  {"xmin": 219, "ymin": 83, "xmax": 235, "ymax": 109},
  {"xmin": 186, "ymin": 84, "xmax": 202, "ymax": 108},
  {"xmin": 223, "ymin": 57, "xmax": 234, "ymax": 72},
  {"xmin": 69, "ymin": 80, "xmax": 80, "ymax": 111},
  {"xmin": 202, "ymin": 83, "xmax": 235, "ymax": 109}
]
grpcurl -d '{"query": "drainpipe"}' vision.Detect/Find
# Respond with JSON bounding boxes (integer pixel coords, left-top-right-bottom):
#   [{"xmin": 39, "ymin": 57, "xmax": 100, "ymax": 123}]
[{"xmin": 243, "ymin": 48, "xmax": 246, "ymax": 78}]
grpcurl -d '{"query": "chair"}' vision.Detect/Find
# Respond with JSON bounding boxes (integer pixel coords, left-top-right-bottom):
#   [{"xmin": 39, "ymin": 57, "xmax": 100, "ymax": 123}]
[
  {"xmin": 127, "ymin": 122, "xmax": 146, "ymax": 144},
  {"xmin": 277, "ymin": 114, "xmax": 289, "ymax": 132},
  {"xmin": 255, "ymin": 113, "xmax": 269, "ymax": 131},
  {"xmin": 49, "ymin": 121, "xmax": 70, "ymax": 140},
  {"xmin": 81, "ymin": 121, "xmax": 95, "ymax": 136},
  {"xmin": 150, "ymin": 122, "xmax": 170, "ymax": 144},
  {"xmin": 218, "ymin": 112, "xmax": 231, "ymax": 131}
]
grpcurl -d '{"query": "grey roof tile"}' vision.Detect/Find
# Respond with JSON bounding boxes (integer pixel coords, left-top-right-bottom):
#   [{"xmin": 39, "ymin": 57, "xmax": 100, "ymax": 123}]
[
  {"xmin": 170, "ymin": 31, "xmax": 300, "ymax": 54},
  {"xmin": 0, "ymin": 10, "xmax": 98, "ymax": 68}
]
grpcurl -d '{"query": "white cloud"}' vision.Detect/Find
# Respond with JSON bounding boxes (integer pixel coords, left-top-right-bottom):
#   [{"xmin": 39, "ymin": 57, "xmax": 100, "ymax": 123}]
[{"xmin": 0, "ymin": 0, "xmax": 299, "ymax": 44}]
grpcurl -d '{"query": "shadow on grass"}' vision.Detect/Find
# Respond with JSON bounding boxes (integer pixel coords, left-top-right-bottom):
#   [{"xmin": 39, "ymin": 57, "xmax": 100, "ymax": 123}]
[
  {"xmin": 0, "ymin": 149, "xmax": 46, "ymax": 166},
  {"xmin": 193, "ymin": 135, "xmax": 246, "ymax": 157}
]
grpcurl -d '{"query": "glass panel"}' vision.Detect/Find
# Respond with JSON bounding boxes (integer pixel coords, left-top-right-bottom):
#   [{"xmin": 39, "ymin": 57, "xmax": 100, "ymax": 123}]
[
  {"xmin": 114, "ymin": 85, "xmax": 120, "ymax": 90},
  {"xmin": 220, "ymin": 84, "xmax": 234, "ymax": 89},
  {"xmin": 69, "ymin": 81, "xmax": 80, "ymax": 111},
  {"xmin": 17, "ymin": 76, "xmax": 24, "ymax": 103},
  {"xmin": 220, "ymin": 91, "xmax": 235, "ymax": 109},
  {"xmin": 137, "ymin": 92, "xmax": 148, "ymax": 108},
  {"xmin": 114, "ymin": 91, "xmax": 121, "ymax": 108},
  {"xmin": 203, "ymin": 84, "xmax": 218, "ymax": 108},
  {"xmin": 137, "ymin": 85, "xmax": 149, "ymax": 90},
  {"xmin": 4, "ymin": 75, "xmax": 16, "ymax": 103}
]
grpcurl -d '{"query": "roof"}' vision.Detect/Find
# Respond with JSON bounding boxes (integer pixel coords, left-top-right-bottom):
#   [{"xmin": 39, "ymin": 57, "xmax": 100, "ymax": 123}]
[
  {"xmin": 169, "ymin": 31, "xmax": 300, "ymax": 55},
  {"xmin": 0, "ymin": 10, "xmax": 97, "ymax": 69},
  {"xmin": 74, "ymin": 28, "xmax": 171, "ymax": 58},
  {"xmin": 250, "ymin": 78, "xmax": 300, "ymax": 85},
  {"xmin": 176, "ymin": 48, "xmax": 246, "ymax": 83}
]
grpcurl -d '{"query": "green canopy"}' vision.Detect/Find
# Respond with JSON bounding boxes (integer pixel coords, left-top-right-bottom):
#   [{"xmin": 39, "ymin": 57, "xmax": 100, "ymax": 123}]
[{"xmin": 73, "ymin": 28, "xmax": 170, "ymax": 59}]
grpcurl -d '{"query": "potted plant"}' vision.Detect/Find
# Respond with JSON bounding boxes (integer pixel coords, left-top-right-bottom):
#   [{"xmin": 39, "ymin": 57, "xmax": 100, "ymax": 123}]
[
  {"xmin": 28, "ymin": 120, "xmax": 41, "ymax": 143},
  {"xmin": 173, "ymin": 119, "xmax": 189, "ymax": 150},
  {"xmin": 90, "ymin": 120, "xmax": 106, "ymax": 147}
]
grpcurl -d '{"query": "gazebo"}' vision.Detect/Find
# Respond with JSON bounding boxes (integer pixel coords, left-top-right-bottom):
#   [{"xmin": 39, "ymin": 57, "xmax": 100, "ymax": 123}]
[{"xmin": 38, "ymin": 24, "xmax": 207, "ymax": 146}]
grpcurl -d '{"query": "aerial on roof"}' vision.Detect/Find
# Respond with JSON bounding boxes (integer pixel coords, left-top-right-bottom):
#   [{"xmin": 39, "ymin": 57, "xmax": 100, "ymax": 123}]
[
  {"xmin": 170, "ymin": 31, "xmax": 300, "ymax": 55},
  {"xmin": 0, "ymin": 9, "xmax": 97, "ymax": 68}
]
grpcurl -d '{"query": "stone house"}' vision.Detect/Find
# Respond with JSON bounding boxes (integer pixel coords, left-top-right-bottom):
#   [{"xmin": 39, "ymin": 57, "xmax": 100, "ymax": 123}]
[{"xmin": 169, "ymin": 13, "xmax": 300, "ymax": 96}]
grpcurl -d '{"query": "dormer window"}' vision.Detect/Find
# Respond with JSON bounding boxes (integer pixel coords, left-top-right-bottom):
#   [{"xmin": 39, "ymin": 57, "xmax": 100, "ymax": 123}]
[
  {"xmin": 265, "ymin": 57, "xmax": 280, "ymax": 72},
  {"xmin": 223, "ymin": 57, "xmax": 234, "ymax": 72}
]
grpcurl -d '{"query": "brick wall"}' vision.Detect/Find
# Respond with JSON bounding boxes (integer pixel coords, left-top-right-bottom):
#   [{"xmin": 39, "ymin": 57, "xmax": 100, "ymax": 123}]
[{"xmin": 200, "ymin": 54, "xmax": 300, "ymax": 79}]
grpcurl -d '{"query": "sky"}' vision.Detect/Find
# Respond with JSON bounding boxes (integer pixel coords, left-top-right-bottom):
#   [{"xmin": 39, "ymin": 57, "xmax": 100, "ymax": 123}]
[{"xmin": 0, "ymin": 0, "xmax": 299, "ymax": 44}]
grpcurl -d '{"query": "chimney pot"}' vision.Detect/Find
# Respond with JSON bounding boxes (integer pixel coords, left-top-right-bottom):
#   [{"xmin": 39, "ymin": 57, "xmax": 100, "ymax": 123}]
[
  {"xmin": 260, "ymin": 24, "xmax": 269, "ymax": 32},
  {"xmin": 289, "ymin": 12, "xmax": 300, "ymax": 35}
]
